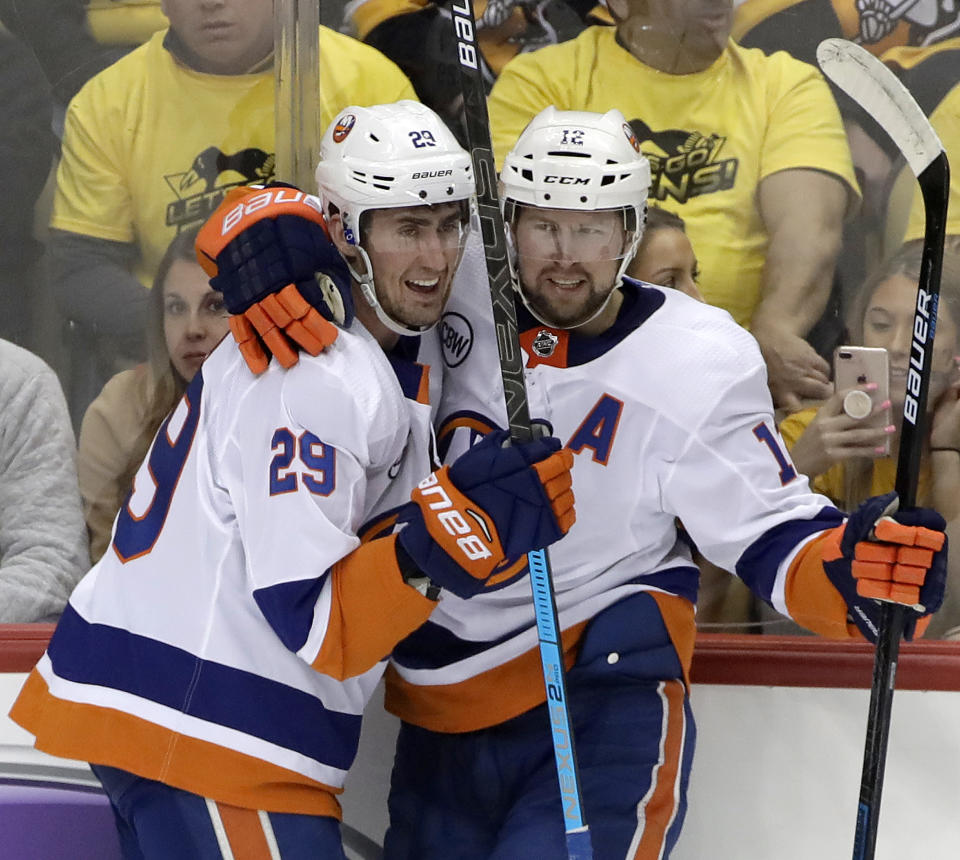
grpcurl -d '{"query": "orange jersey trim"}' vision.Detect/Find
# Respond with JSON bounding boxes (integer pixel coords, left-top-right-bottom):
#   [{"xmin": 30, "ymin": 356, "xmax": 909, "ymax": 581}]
[
  {"xmin": 386, "ymin": 593, "xmax": 696, "ymax": 733},
  {"xmin": 385, "ymin": 620, "xmax": 590, "ymax": 733},
  {"xmin": 313, "ymin": 534, "xmax": 436, "ymax": 680},
  {"xmin": 784, "ymin": 527, "xmax": 862, "ymax": 640},
  {"xmin": 11, "ymin": 671, "xmax": 343, "ymax": 818}
]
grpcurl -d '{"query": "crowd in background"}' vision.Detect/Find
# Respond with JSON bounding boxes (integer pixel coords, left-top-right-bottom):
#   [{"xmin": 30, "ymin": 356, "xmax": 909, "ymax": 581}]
[{"xmin": 1, "ymin": 0, "xmax": 958, "ymax": 639}]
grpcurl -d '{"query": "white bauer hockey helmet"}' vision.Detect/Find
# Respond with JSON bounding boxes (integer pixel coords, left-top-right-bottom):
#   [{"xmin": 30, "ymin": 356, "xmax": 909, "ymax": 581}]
[
  {"xmin": 315, "ymin": 100, "xmax": 476, "ymax": 336},
  {"xmin": 500, "ymin": 106, "xmax": 652, "ymax": 328}
]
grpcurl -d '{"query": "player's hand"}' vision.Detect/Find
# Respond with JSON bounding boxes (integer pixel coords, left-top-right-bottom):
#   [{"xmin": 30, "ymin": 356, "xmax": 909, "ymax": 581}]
[
  {"xmin": 396, "ymin": 429, "xmax": 576, "ymax": 599},
  {"xmin": 822, "ymin": 492, "xmax": 947, "ymax": 641},
  {"xmin": 196, "ymin": 182, "xmax": 353, "ymax": 374},
  {"xmin": 787, "ymin": 384, "xmax": 893, "ymax": 478}
]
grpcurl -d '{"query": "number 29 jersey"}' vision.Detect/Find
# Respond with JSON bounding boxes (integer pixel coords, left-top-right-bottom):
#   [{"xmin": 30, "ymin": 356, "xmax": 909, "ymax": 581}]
[{"xmin": 12, "ymin": 322, "xmax": 436, "ymax": 817}]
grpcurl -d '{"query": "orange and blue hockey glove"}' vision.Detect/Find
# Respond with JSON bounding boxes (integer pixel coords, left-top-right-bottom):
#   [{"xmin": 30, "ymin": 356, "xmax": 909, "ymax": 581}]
[
  {"xmin": 195, "ymin": 182, "xmax": 353, "ymax": 374},
  {"xmin": 822, "ymin": 492, "xmax": 947, "ymax": 641},
  {"xmin": 395, "ymin": 429, "xmax": 576, "ymax": 599}
]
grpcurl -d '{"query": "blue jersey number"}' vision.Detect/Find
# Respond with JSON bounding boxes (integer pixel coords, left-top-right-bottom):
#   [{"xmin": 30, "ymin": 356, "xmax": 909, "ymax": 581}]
[
  {"xmin": 753, "ymin": 422, "xmax": 797, "ymax": 486},
  {"xmin": 269, "ymin": 429, "xmax": 336, "ymax": 496},
  {"xmin": 112, "ymin": 374, "xmax": 204, "ymax": 562}
]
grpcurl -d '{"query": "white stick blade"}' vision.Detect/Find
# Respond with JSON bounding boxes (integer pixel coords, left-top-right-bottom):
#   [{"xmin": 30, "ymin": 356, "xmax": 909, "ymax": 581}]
[{"xmin": 816, "ymin": 38, "xmax": 943, "ymax": 178}]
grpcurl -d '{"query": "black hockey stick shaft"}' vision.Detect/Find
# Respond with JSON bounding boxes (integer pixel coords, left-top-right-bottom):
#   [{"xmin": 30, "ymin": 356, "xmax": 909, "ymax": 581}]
[
  {"xmin": 444, "ymin": 2, "xmax": 593, "ymax": 856},
  {"xmin": 853, "ymin": 153, "xmax": 949, "ymax": 860}
]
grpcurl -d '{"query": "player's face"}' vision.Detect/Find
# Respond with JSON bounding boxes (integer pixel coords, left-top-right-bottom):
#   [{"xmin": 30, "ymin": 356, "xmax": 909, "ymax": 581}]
[
  {"xmin": 163, "ymin": 259, "xmax": 230, "ymax": 381},
  {"xmin": 514, "ymin": 206, "xmax": 626, "ymax": 329},
  {"xmin": 161, "ymin": 0, "xmax": 274, "ymax": 75},
  {"xmin": 862, "ymin": 272, "xmax": 959, "ymax": 416},
  {"xmin": 361, "ymin": 203, "xmax": 467, "ymax": 330},
  {"xmin": 628, "ymin": 226, "xmax": 703, "ymax": 301}
]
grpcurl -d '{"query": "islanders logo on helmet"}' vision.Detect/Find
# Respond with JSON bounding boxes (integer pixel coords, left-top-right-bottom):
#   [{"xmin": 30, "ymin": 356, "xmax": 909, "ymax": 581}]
[
  {"xmin": 332, "ymin": 114, "xmax": 356, "ymax": 143},
  {"xmin": 622, "ymin": 123, "xmax": 641, "ymax": 153}
]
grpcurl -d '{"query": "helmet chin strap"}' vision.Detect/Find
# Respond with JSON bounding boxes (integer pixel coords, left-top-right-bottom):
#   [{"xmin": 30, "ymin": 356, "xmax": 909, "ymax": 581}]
[{"xmin": 349, "ymin": 245, "xmax": 439, "ymax": 338}]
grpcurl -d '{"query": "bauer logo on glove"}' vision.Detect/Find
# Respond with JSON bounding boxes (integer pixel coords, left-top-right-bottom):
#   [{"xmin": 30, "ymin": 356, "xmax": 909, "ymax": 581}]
[
  {"xmin": 414, "ymin": 471, "xmax": 495, "ymax": 563},
  {"xmin": 397, "ymin": 429, "xmax": 576, "ymax": 599}
]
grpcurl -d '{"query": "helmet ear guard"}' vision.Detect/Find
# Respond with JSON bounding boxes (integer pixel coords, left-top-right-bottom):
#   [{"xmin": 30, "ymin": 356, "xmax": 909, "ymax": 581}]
[
  {"xmin": 315, "ymin": 100, "xmax": 477, "ymax": 336},
  {"xmin": 500, "ymin": 107, "xmax": 651, "ymax": 329}
]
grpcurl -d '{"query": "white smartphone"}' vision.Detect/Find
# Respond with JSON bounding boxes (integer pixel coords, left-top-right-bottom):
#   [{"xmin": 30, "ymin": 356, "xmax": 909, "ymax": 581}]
[{"xmin": 833, "ymin": 345, "xmax": 891, "ymax": 452}]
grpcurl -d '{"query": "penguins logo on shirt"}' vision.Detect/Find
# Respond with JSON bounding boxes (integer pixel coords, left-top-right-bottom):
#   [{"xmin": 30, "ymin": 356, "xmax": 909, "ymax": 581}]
[
  {"xmin": 164, "ymin": 146, "xmax": 275, "ymax": 232},
  {"xmin": 628, "ymin": 119, "xmax": 738, "ymax": 205},
  {"xmin": 856, "ymin": 0, "xmax": 959, "ymax": 46}
]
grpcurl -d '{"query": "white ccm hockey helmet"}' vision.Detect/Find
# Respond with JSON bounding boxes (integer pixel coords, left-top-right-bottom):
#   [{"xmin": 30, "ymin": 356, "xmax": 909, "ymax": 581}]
[
  {"xmin": 500, "ymin": 106, "xmax": 651, "ymax": 328},
  {"xmin": 315, "ymin": 100, "xmax": 475, "ymax": 336}
]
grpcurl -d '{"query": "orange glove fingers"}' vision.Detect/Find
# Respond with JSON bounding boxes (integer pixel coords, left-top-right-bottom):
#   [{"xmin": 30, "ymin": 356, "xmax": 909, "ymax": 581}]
[
  {"xmin": 891, "ymin": 562, "xmax": 928, "ymax": 586},
  {"xmin": 853, "ymin": 542, "xmax": 898, "ymax": 564},
  {"xmin": 276, "ymin": 283, "xmax": 312, "ymax": 318},
  {"xmin": 258, "ymin": 292, "xmax": 295, "ymax": 328},
  {"xmin": 896, "ymin": 545, "xmax": 935, "ymax": 568},
  {"xmin": 532, "ymin": 448, "xmax": 573, "ymax": 483},
  {"xmin": 286, "ymin": 315, "xmax": 339, "ymax": 355},
  {"xmin": 551, "ymin": 489, "xmax": 577, "ymax": 534},
  {"xmin": 229, "ymin": 316, "xmax": 268, "ymax": 375},
  {"xmin": 873, "ymin": 518, "xmax": 946, "ymax": 551},
  {"xmin": 537, "ymin": 463, "xmax": 573, "ymax": 503},
  {"xmin": 260, "ymin": 327, "xmax": 299, "ymax": 369},
  {"xmin": 856, "ymin": 580, "xmax": 920, "ymax": 604},
  {"xmin": 852, "ymin": 559, "xmax": 894, "ymax": 581}
]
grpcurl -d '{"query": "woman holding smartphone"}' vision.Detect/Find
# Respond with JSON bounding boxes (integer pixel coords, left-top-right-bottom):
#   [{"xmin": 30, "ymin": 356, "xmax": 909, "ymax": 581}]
[{"xmin": 778, "ymin": 237, "xmax": 960, "ymax": 638}]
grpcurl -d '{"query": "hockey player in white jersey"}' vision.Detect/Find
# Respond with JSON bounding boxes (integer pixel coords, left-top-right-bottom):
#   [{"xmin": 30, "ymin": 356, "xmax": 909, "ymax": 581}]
[
  {"xmin": 9, "ymin": 101, "xmax": 576, "ymax": 860},
  {"xmin": 169, "ymin": 107, "xmax": 949, "ymax": 858},
  {"xmin": 379, "ymin": 107, "xmax": 949, "ymax": 860}
]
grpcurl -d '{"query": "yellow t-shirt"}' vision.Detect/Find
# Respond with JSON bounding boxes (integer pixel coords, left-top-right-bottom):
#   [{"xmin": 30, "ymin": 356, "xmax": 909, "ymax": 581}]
[
  {"xmin": 488, "ymin": 27, "xmax": 859, "ymax": 327},
  {"xmin": 84, "ymin": 0, "xmax": 168, "ymax": 46},
  {"xmin": 887, "ymin": 76, "xmax": 960, "ymax": 248},
  {"xmin": 52, "ymin": 27, "xmax": 417, "ymax": 287},
  {"xmin": 778, "ymin": 406, "xmax": 931, "ymax": 506}
]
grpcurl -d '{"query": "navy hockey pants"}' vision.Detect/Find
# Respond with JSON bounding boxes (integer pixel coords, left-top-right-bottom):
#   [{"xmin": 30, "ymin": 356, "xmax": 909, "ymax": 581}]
[
  {"xmin": 92, "ymin": 765, "xmax": 347, "ymax": 859},
  {"xmin": 383, "ymin": 591, "xmax": 697, "ymax": 859}
]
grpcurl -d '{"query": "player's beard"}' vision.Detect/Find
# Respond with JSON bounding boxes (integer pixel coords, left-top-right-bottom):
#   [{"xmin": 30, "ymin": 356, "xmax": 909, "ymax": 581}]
[{"xmin": 520, "ymin": 269, "xmax": 617, "ymax": 329}]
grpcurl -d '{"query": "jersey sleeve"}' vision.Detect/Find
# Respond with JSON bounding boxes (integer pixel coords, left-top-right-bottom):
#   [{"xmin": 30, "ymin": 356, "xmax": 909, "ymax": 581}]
[
  {"xmin": 226, "ymin": 351, "xmax": 433, "ymax": 680},
  {"xmin": 658, "ymin": 334, "xmax": 855, "ymax": 635},
  {"xmin": 50, "ymin": 73, "xmax": 134, "ymax": 243}
]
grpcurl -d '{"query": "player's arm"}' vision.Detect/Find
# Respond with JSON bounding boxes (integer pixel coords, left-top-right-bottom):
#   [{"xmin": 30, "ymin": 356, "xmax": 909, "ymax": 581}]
[
  {"xmin": 666, "ymin": 346, "xmax": 945, "ymax": 642},
  {"xmin": 246, "ymin": 418, "xmax": 575, "ymax": 681},
  {"xmin": 195, "ymin": 183, "xmax": 354, "ymax": 374}
]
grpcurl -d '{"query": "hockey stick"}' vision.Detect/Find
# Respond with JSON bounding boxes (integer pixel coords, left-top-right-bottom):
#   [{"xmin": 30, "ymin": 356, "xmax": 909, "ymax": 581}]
[
  {"xmin": 816, "ymin": 38, "xmax": 950, "ymax": 860},
  {"xmin": 443, "ymin": 2, "xmax": 593, "ymax": 857}
]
